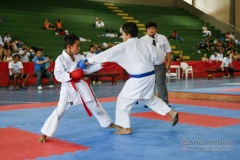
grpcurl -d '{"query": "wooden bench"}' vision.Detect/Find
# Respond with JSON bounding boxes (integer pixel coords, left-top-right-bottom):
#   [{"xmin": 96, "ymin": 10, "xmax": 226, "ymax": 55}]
[
  {"xmin": 84, "ymin": 73, "xmax": 120, "ymax": 85},
  {"xmin": 206, "ymin": 69, "xmax": 240, "ymax": 80}
]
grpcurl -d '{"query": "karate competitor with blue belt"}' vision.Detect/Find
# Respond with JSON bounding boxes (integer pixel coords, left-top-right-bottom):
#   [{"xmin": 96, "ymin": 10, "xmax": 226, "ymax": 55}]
[{"xmin": 79, "ymin": 22, "xmax": 179, "ymax": 135}]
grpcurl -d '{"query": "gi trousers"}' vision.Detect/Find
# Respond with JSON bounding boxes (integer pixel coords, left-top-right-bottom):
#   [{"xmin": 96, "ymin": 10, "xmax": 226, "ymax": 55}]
[
  {"xmin": 41, "ymin": 99, "xmax": 112, "ymax": 137},
  {"xmin": 115, "ymin": 96, "xmax": 171, "ymax": 128}
]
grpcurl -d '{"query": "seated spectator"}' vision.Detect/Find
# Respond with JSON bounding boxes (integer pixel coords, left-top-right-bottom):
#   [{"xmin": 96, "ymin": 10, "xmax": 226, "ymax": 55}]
[
  {"xmin": 95, "ymin": 18, "xmax": 104, "ymax": 28},
  {"xmin": 227, "ymin": 39, "xmax": 235, "ymax": 50},
  {"xmin": 4, "ymin": 41, "xmax": 14, "ymax": 51},
  {"xmin": 43, "ymin": 19, "xmax": 55, "ymax": 30},
  {"xmin": 202, "ymin": 24, "xmax": 212, "ymax": 36},
  {"xmin": 201, "ymin": 53, "xmax": 208, "ymax": 62},
  {"xmin": 8, "ymin": 54, "xmax": 29, "ymax": 90},
  {"xmin": 229, "ymin": 32, "xmax": 239, "ymax": 45},
  {"xmin": 209, "ymin": 52, "xmax": 219, "ymax": 62},
  {"xmin": 4, "ymin": 33, "xmax": 11, "ymax": 44},
  {"xmin": 16, "ymin": 39, "xmax": 24, "ymax": 48},
  {"xmin": 174, "ymin": 52, "xmax": 184, "ymax": 62},
  {"xmin": 94, "ymin": 46, "xmax": 102, "ymax": 54},
  {"xmin": 79, "ymin": 37, "xmax": 91, "ymax": 42},
  {"xmin": 0, "ymin": 45, "xmax": 4, "ymax": 61},
  {"xmin": 168, "ymin": 30, "xmax": 184, "ymax": 42},
  {"xmin": 56, "ymin": 18, "xmax": 63, "ymax": 32},
  {"xmin": 3, "ymin": 48, "xmax": 13, "ymax": 62},
  {"xmin": 97, "ymin": 33, "xmax": 119, "ymax": 38},
  {"xmin": 85, "ymin": 45, "xmax": 101, "ymax": 85},
  {"xmin": 44, "ymin": 54, "xmax": 53, "ymax": 69},
  {"xmin": 217, "ymin": 49, "xmax": 224, "ymax": 61},
  {"xmin": 225, "ymin": 32, "xmax": 231, "ymax": 42},
  {"xmin": 195, "ymin": 39, "xmax": 207, "ymax": 50},
  {"xmin": 33, "ymin": 48, "xmax": 54, "ymax": 90},
  {"xmin": 232, "ymin": 51, "xmax": 240, "ymax": 61},
  {"xmin": 0, "ymin": 34, "xmax": 4, "ymax": 47},
  {"xmin": 19, "ymin": 44, "xmax": 35, "ymax": 62},
  {"xmin": 221, "ymin": 54, "xmax": 234, "ymax": 78}
]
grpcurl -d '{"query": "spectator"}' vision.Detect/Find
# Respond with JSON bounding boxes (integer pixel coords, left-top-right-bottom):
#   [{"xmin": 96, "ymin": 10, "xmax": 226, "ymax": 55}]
[
  {"xmin": 85, "ymin": 45, "xmax": 101, "ymax": 85},
  {"xmin": 221, "ymin": 54, "xmax": 234, "ymax": 78},
  {"xmin": 229, "ymin": 32, "xmax": 239, "ymax": 45},
  {"xmin": 33, "ymin": 48, "xmax": 54, "ymax": 90},
  {"xmin": 225, "ymin": 32, "xmax": 231, "ymax": 42},
  {"xmin": 19, "ymin": 44, "xmax": 34, "ymax": 62},
  {"xmin": 79, "ymin": 37, "xmax": 91, "ymax": 42},
  {"xmin": 4, "ymin": 33, "xmax": 11, "ymax": 44},
  {"xmin": 3, "ymin": 48, "xmax": 13, "ymax": 62},
  {"xmin": 217, "ymin": 49, "xmax": 224, "ymax": 61},
  {"xmin": 97, "ymin": 33, "xmax": 119, "ymax": 38},
  {"xmin": 0, "ymin": 35, "xmax": 4, "ymax": 47},
  {"xmin": 95, "ymin": 18, "xmax": 104, "ymax": 28},
  {"xmin": 168, "ymin": 30, "xmax": 184, "ymax": 42},
  {"xmin": 95, "ymin": 46, "xmax": 102, "ymax": 54},
  {"xmin": 56, "ymin": 18, "xmax": 63, "ymax": 32},
  {"xmin": 227, "ymin": 38, "xmax": 235, "ymax": 50},
  {"xmin": 202, "ymin": 53, "xmax": 208, "ymax": 62},
  {"xmin": 232, "ymin": 51, "xmax": 239, "ymax": 61},
  {"xmin": 0, "ymin": 45, "xmax": 4, "ymax": 61},
  {"xmin": 43, "ymin": 19, "xmax": 55, "ymax": 30},
  {"xmin": 202, "ymin": 24, "xmax": 212, "ymax": 36},
  {"xmin": 209, "ymin": 52, "xmax": 219, "ymax": 62},
  {"xmin": 4, "ymin": 41, "xmax": 14, "ymax": 51},
  {"xmin": 16, "ymin": 39, "xmax": 24, "ymax": 48},
  {"xmin": 8, "ymin": 54, "xmax": 29, "ymax": 90},
  {"xmin": 174, "ymin": 52, "xmax": 184, "ymax": 62}
]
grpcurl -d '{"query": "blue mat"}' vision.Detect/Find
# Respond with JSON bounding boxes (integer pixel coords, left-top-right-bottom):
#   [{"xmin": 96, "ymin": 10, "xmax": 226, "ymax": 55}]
[{"xmin": 0, "ymin": 101, "xmax": 239, "ymax": 160}]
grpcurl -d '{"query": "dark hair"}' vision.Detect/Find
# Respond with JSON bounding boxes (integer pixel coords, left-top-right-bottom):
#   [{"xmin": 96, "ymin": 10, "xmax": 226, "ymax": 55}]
[
  {"xmin": 64, "ymin": 34, "xmax": 79, "ymax": 48},
  {"xmin": 121, "ymin": 22, "xmax": 138, "ymax": 37},
  {"xmin": 145, "ymin": 21, "xmax": 158, "ymax": 29},
  {"xmin": 13, "ymin": 54, "xmax": 20, "ymax": 59},
  {"xmin": 89, "ymin": 44, "xmax": 95, "ymax": 50},
  {"xmin": 35, "ymin": 47, "xmax": 43, "ymax": 52}
]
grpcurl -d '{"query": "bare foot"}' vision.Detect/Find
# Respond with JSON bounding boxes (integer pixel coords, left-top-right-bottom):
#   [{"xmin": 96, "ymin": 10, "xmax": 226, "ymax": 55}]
[
  {"xmin": 114, "ymin": 128, "xmax": 132, "ymax": 135},
  {"xmin": 38, "ymin": 134, "xmax": 47, "ymax": 143},
  {"xmin": 108, "ymin": 123, "xmax": 123, "ymax": 129}
]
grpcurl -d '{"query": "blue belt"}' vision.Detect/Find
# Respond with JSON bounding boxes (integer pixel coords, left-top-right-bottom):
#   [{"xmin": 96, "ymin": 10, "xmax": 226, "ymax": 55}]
[{"xmin": 130, "ymin": 70, "xmax": 155, "ymax": 78}]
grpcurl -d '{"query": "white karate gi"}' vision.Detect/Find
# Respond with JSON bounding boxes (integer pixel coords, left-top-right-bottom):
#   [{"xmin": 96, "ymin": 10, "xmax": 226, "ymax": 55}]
[
  {"xmin": 87, "ymin": 38, "xmax": 171, "ymax": 128},
  {"xmin": 41, "ymin": 50, "xmax": 112, "ymax": 137}
]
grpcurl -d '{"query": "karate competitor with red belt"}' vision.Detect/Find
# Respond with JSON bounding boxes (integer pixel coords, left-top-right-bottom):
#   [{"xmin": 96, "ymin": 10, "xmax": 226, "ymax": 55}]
[
  {"xmin": 38, "ymin": 34, "xmax": 120, "ymax": 143},
  {"xmin": 79, "ymin": 22, "xmax": 179, "ymax": 135}
]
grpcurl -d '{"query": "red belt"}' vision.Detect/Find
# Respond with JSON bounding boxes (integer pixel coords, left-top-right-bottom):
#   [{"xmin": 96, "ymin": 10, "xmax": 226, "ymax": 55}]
[{"xmin": 70, "ymin": 79, "xmax": 98, "ymax": 117}]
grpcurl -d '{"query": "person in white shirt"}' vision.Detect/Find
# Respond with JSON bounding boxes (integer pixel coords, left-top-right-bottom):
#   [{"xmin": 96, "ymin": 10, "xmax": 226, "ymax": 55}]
[
  {"xmin": 141, "ymin": 21, "xmax": 172, "ymax": 106},
  {"xmin": 38, "ymin": 34, "xmax": 119, "ymax": 143},
  {"xmin": 0, "ymin": 35, "xmax": 4, "ymax": 47},
  {"xmin": 202, "ymin": 24, "xmax": 212, "ymax": 36},
  {"xmin": 85, "ymin": 45, "xmax": 101, "ymax": 85},
  {"xmin": 217, "ymin": 49, "xmax": 224, "ymax": 61},
  {"xmin": 221, "ymin": 54, "xmax": 234, "ymax": 78},
  {"xmin": 209, "ymin": 52, "xmax": 219, "ymax": 62},
  {"xmin": 4, "ymin": 33, "xmax": 11, "ymax": 43},
  {"xmin": 80, "ymin": 22, "xmax": 179, "ymax": 135},
  {"xmin": 97, "ymin": 33, "xmax": 119, "ymax": 38},
  {"xmin": 19, "ymin": 44, "xmax": 33, "ymax": 62},
  {"xmin": 8, "ymin": 54, "xmax": 29, "ymax": 90},
  {"xmin": 95, "ymin": 18, "xmax": 104, "ymax": 28}
]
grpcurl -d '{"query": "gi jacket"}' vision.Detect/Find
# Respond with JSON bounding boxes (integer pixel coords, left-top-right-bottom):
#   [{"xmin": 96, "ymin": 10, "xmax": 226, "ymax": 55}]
[
  {"xmin": 54, "ymin": 50, "xmax": 102, "ymax": 104},
  {"xmin": 87, "ymin": 38, "xmax": 165, "ymax": 99}
]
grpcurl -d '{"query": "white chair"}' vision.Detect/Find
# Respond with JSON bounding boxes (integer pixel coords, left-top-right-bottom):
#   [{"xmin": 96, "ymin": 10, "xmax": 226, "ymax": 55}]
[
  {"xmin": 166, "ymin": 70, "xmax": 178, "ymax": 82},
  {"xmin": 180, "ymin": 62, "xmax": 193, "ymax": 79},
  {"xmin": 166, "ymin": 65, "xmax": 181, "ymax": 82}
]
